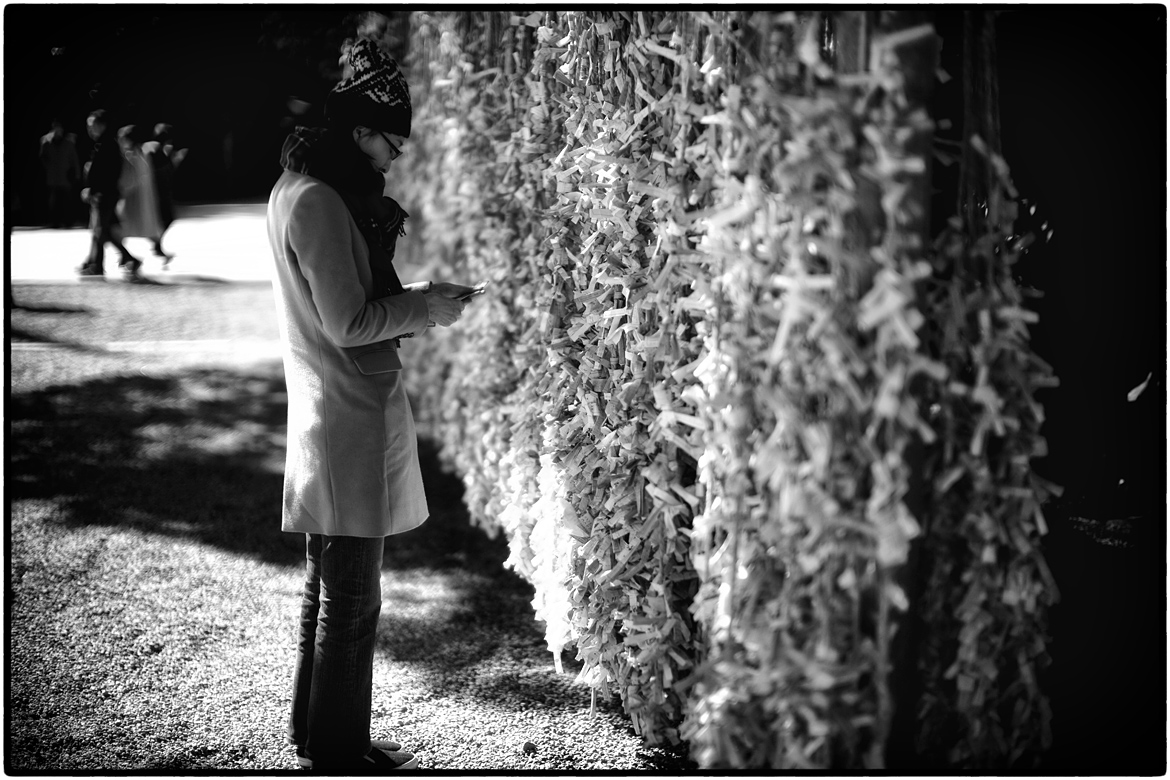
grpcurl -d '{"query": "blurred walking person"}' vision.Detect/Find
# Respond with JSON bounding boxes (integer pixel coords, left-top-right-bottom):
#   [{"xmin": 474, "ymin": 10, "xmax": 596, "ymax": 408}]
[
  {"xmin": 115, "ymin": 125, "xmax": 165, "ymax": 257},
  {"xmin": 79, "ymin": 110, "xmax": 142, "ymax": 280},
  {"xmin": 39, "ymin": 119, "xmax": 80, "ymax": 228},
  {"xmin": 141, "ymin": 123, "xmax": 187, "ymax": 265},
  {"xmin": 266, "ymin": 37, "xmax": 479, "ymax": 773}
]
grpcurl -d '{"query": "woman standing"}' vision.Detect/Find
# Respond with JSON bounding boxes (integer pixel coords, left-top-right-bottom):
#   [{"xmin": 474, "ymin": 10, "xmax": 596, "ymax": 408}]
[
  {"xmin": 266, "ymin": 38, "xmax": 476, "ymax": 772},
  {"xmin": 115, "ymin": 125, "xmax": 165, "ymax": 255},
  {"xmin": 141, "ymin": 123, "xmax": 187, "ymax": 264}
]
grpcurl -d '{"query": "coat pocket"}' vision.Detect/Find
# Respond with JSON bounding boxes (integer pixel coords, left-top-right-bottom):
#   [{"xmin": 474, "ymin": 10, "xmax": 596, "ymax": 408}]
[{"xmin": 350, "ymin": 347, "xmax": 402, "ymax": 375}]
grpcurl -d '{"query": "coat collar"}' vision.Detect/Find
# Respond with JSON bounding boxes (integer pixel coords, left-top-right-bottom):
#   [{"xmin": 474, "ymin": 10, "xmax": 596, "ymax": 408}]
[{"xmin": 280, "ymin": 125, "xmax": 410, "ymax": 296}]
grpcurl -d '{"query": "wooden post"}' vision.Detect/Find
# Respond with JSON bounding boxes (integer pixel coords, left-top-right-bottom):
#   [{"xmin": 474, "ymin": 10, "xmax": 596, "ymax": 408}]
[
  {"xmin": 959, "ymin": 10, "xmax": 1002, "ymax": 231},
  {"xmin": 833, "ymin": 11, "xmax": 870, "ymax": 74}
]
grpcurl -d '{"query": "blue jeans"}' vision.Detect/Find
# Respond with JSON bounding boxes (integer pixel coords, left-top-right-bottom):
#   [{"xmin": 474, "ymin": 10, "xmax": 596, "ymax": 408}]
[{"xmin": 287, "ymin": 533, "xmax": 384, "ymax": 763}]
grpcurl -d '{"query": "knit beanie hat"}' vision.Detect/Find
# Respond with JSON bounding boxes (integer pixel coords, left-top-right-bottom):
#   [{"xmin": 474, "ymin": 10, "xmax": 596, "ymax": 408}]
[{"xmin": 324, "ymin": 39, "xmax": 412, "ymax": 138}]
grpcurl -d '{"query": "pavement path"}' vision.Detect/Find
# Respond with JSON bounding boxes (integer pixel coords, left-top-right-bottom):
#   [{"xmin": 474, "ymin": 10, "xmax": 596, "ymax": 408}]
[
  {"xmin": 9, "ymin": 339, "xmax": 283, "ymax": 364},
  {"xmin": 9, "ymin": 203, "xmax": 274, "ymax": 285},
  {"xmin": 10, "ymin": 203, "xmax": 280, "ymax": 362}
]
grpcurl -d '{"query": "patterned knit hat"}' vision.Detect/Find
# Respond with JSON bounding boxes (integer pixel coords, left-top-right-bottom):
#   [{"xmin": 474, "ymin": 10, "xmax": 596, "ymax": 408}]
[{"xmin": 325, "ymin": 39, "xmax": 412, "ymax": 137}]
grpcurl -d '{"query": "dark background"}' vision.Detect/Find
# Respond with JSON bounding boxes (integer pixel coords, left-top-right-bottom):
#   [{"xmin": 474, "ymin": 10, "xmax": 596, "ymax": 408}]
[
  {"xmin": 6, "ymin": 4, "xmax": 407, "ymax": 218},
  {"xmin": 929, "ymin": 7, "xmax": 1165, "ymax": 773},
  {"xmin": 5, "ymin": 4, "xmax": 1166, "ymax": 772},
  {"xmin": 996, "ymin": 7, "xmax": 1165, "ymax": 526},
  {"xmin": 993, "ymin": 8, "xmax": 1165, "ymax": 773}
]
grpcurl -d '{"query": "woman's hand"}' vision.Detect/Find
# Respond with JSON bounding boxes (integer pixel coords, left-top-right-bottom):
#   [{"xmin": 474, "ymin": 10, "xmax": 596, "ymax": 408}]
[
  {"xmin": 423, "ymin": 292, "xmax": 466, "ymax": 328},
  {"xmin": 428, "ymin": 281, "xmax": 483, "ymax": 300}
]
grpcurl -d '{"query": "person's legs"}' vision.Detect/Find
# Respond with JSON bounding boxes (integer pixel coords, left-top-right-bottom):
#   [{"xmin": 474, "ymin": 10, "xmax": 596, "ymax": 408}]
[
  {"xmin": 287, "ymin": 533, "xmax": 322, "ymax": 748},
  {"xmin": 301, "ymin": 534, "xmax": 385, "ymax": 765},
  {"xmin": 89, "ymin": 199, "xmax": 140, "ymax": 274},
  {"xmin": 152, "ymin": 234, "xmax": 173, "ymax": 266},
  {"xmin": 109, "ymin": 225, "xmax": 141, "ymax": 272},
  {"xmin": 80, "ymin": 202, "xmax": 105, "ymax": 274},
  {"xmin": 155, "ymin": 194, "xmax": 175, "ymax": 261}
]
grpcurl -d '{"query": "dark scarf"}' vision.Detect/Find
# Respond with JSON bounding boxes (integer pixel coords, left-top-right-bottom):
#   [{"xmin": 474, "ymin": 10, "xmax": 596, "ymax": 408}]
[{"xmin": 279, "ymin": 126, "xmax": 409, "ymax": 296}]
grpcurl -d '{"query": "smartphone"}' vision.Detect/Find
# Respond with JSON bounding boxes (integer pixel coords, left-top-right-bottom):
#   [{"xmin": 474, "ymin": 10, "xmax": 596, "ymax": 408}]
[{"xmin": 458, "ymin": 287, "xmax": 486, "ymax": 302}]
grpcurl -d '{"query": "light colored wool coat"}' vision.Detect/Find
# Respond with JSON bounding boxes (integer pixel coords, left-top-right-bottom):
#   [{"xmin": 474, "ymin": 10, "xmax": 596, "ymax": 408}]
[
  {"xmin": 117, "ymin": 149, "xmax": 163, "ymax": 239},
  {"xmin": 267, "ymin": 169, "xmax": 431, "ymax": 538}
]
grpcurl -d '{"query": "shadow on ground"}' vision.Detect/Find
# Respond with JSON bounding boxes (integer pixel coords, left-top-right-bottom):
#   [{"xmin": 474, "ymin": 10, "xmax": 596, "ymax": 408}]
[
  {"xmin": 8, "ymin": 365, "xmax": 516, "ymax": 576},
  {"xmin": 10, "ymin": 301, "xmax": 93, "ymax": 315},
  {"xmin": 7, "ymin": 363, "xmax": 699, "ymax": 772}
]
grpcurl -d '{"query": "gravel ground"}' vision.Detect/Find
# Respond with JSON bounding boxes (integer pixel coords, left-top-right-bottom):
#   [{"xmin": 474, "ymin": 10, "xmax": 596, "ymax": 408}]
[{"xmin": 8, "ymin": 282, "xmax": 697, "ymax": 774}]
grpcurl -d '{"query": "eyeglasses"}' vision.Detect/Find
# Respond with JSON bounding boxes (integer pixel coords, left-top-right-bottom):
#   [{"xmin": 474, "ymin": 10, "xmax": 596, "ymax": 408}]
[{"xmin": 377, "ymin": 130, "xmax": 402, "ymax": 161}]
